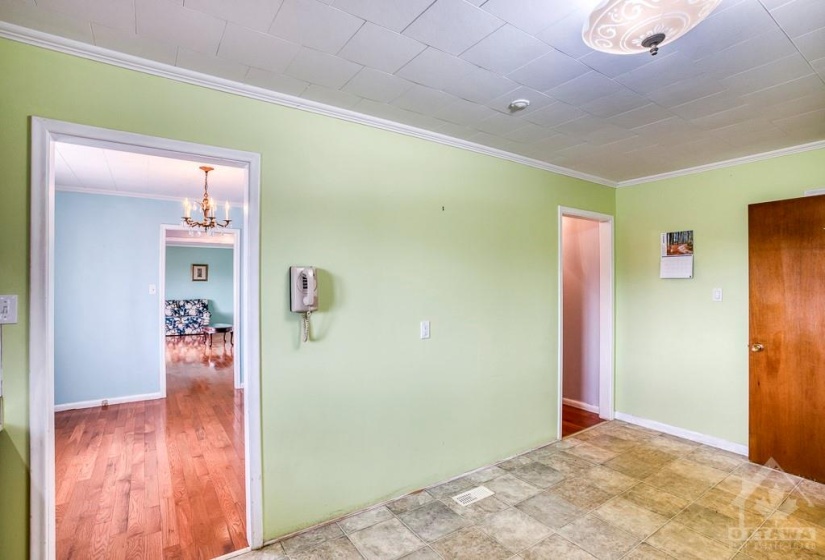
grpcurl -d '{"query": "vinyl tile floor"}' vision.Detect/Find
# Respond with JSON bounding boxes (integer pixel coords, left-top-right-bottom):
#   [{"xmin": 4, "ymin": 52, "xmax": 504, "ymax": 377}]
[{"xmin": 240, "ymin": 420, "xmax": 825, "ymax": 560}]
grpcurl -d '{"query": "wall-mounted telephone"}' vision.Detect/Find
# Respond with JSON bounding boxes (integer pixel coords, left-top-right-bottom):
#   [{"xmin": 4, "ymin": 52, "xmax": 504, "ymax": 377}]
[{"xmin": 290, "ymin": 266, "xmax": 318, "ymax": 343}]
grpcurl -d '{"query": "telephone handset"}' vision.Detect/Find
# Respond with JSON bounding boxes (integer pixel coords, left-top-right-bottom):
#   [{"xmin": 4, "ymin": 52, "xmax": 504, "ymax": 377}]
[{"xmin": 290, "ymin": 266, "xmax": 318, "ymax": 343}]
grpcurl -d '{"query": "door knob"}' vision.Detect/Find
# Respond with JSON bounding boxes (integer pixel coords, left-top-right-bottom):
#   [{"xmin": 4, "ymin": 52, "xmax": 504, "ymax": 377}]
[{"xmin": 750, "ymin": 343, "xmax": 765, "ymax": 352}]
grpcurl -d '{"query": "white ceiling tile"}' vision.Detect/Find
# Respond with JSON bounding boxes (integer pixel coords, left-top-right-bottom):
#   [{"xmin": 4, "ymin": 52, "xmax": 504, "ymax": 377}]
[
  {"xmin": 466, "ymin": 131, "xmax": 519, "ymax": 152},
  {"xmin": 676, "ymin": 0, "xmax": 776, "ymax": 61},
  {"xmin": 606, "ymin": 103, "xmax": 675, "ymax": 129},
  {"xmin": 392, "ymin": 85, "xmax": 458, "ymax": 115},
  {"xmin": 460, "ymin": 24, "xmax": 550, "ymax": 75},
  {"xmin": 342, "ymin": 68, "xmax": 413, "ymax": 102},
  {"xmin": 338, "ymin": 23, "xmax": 425, "ymax": 74},
  {"xmin": 396, "ymin": 48, "xmax": 476, "ymax": 90},
  {"xmin": 54, "ymin": 150, "xmax": 84, "ymax": 188},
  {"xmin": 183, "ymin": 0, "xmax": 282, "ymax": 33},
  {"xmin": 507, "ymin": 49, "xmax": 590, "ymax": 91},
  {"xmin": 217, "ymin": 23, "xmax": 300, "ymax": 73},
  {"xmin": 136, "ymin": 0, "xmax": 225, "ymax": 55},
  {"xmin": 552, "ymin": 115, "xmax": 612, "ymax": 138},
  {"xmin": 669, "ymin": 90, "xmax": 747, "ymax": 120},
  {"xmin": 721, "ymin": 53, "xmax": 814, "ymax": 95},
  {"xmin": 771, "ymin": 106, "xmax": 825, "ymax": 135},
  {"xmin": 441, "ymin": 66, "xmax": 518, "ymax": 104},
  {"xmin": 547, "ymin": 71, "xmax": 622, "ymax": 105},
  {"xmin": 486, "ymin": 86, "xmax": 556, "ymax": 116},
  {"xmin": 55, "ymin": 144, "xmax": 113, "ymax": 187},
  {"xmin": 614, "ymin": 54, "xmax": 705, "ymax": 95},
  {"xmin": 793, "ymin": 26, "xmax": 825, "ymax": 61},
  {"xmin": 690, "ymin": 103, "xmax": 761, "ymax": 130},
  {"xmin": 177, "ymin": 47, "xmax": 250, "ymax": 81},
  {"xmin": 353, "ymin": 99, "xmax": 446, "ymax": 130},
  {"xmin": 534, "ymin": 6, "xmax": 593, "ymax": 59},
  {"xmin": 630, "ymin": 117, "xmax": 702, "ymax": 142},
  {"xmin": 577, "ymin": 50, "xmax": 661, "ymax": 79},
  {"xmin": 36, "ymin": 0, "xmax": 134, "ymax": 32},
  {"xmin": 434, "ymin": 122, "xmax": 481, "ymax": 141},
  {"xmin": 402, "ymin": 0, "xmax": 503, "ymax": 56},
  {"xmin": 92, "ymin": 23, "xmax": 178, "ymax": 65},
  {"xmin": 813, "ymin": 56, "xmax": 825, "ymax": 79},
  {"xmin": 0, "ymin": 0, "xmax": 95, "ymax": 43},
  {"xmin": 695, "ymin": 27, "xmax": 797, "ymax": 77},
  {"xmin": 284, "ymin": 46, "xmax": 362, "ymax": 88},
  {"xmin": 503, "ymin": 122, "xmax": 557, "ymax": 143},
  {"xmin": 268, "ymin": 0, "xmax": 364, "ymax": 54},
  {"xmin": 331, "ymin": 0, "xmax": 433, "ymax": 32},
  {"xmin": 300, "ymin": 84, "xmax": 361, "ymax": 108},
  {"xmin": 431, "ymin": 97, "xmax": 499, "ymax": 127},
  {"xmin": 522, "ymin": 101, "xmax": 586, "ymax": 128},
  {"xmin": 770, "ymin": 0, "xmax": 825, "ymax": 37},
  {"xmin": 580, "ymin": 88, "xmax": 650, "ymax": 118},
  {"xmin": 708, "ymin": 119, "xmax": 789, "ymax": 145},
  {"xmin": 481, "ymin": 0, "xmax": 578, "ymax": 36},
  {"xmin": 243, "ymin": 67, "xmax": 310, "ymax": 95},
  {"xmin": 475, "ymin": 112, "xmax": 529, "ymax": 136},
  {"xmin": 645, "ymin": 75, "xmax": 727, "ymax": 108},
  {"xmin": 742, "ymin": 74, "xmax": 825, "ymax": 107}
]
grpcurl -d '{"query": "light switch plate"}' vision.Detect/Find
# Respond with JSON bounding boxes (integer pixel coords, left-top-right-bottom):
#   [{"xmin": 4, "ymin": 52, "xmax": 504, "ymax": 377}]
[
  {"xmin": 712, "ymin": 288, "xmax": 723, "ymax": 302},
  {"xmin": 0, "ymin": 295, "xmax": 18, "ymax": 324}
]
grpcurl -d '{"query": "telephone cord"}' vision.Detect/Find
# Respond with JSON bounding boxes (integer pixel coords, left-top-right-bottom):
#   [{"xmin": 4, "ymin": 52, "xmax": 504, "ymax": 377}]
[{"xmin": 303, "ymin": 311, "xmax": 311, "ymax": 343}]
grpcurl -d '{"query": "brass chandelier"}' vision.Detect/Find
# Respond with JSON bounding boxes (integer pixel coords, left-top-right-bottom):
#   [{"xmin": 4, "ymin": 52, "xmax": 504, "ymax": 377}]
[{"xmin": 182, "ymin": 166, "xmax": 231, "ymax": 233}]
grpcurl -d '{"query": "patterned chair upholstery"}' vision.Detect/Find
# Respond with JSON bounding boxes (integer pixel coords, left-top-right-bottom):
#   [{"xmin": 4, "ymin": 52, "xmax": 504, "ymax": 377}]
[{"xmin": 165, "ymin": 299, "xmax": 211, "ymax": 335}]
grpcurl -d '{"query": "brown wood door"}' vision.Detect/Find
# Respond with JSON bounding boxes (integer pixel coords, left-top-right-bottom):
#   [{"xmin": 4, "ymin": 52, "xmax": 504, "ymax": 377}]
[{"xmin": 749, "ymin": 195, "xmax": 825, "ymax": 482}]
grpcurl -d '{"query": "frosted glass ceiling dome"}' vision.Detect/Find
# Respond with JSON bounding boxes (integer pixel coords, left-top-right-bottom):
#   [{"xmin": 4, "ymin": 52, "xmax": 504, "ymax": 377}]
[{"xmin": 582, "ymin": 0, "xmax": 723, "ymax": 56}]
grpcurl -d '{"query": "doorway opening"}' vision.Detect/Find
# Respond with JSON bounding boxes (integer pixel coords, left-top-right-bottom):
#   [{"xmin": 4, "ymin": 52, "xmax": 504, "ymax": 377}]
[
  {"xmin": 558, "ymin": 207, "xmax": 615, "ymax": 439},
  {"xmin": 30, "ymin": 118, "xmax": 263, "ymax": 559}
]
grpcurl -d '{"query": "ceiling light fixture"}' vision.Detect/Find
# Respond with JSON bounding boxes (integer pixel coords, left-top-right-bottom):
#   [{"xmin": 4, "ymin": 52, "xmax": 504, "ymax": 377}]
[
  {"xmin": 508, "ymin": 99, "xmax": 531, "ymax": 112},
  {"xmin": 182, "ymin": 166, "xmax": 231, "ymax": 234},
  {"xmin": 582, "ymin": 0, "xmax": 722, "ymax": 56}
]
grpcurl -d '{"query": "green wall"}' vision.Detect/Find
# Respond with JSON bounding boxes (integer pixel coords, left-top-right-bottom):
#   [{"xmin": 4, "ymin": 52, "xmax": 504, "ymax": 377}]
[
  {"xmin": 615, "ymin": 148, "xmax": 825, "ymax": 446},
  {"xmin": 0, "ymin": 38, "xmax": 615, "ymax": 558}
]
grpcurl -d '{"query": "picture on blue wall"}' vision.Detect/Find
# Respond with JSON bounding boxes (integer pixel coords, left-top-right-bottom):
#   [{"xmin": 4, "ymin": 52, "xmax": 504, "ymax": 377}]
[{"xmin": 192, "ymin": 264, "xmax": 209, "ymax": 282}]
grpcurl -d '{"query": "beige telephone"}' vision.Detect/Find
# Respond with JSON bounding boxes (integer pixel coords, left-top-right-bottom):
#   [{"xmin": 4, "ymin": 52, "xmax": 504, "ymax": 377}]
[{"xmin": 290, "ymin": 266, "xmax": 318, "ymax": 343}]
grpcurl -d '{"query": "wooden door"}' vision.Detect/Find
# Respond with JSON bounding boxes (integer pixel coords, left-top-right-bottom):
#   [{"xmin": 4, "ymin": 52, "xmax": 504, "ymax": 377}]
[{"xmin": 749, "ymin": 195, "xmax": 825, "ymax": 482}]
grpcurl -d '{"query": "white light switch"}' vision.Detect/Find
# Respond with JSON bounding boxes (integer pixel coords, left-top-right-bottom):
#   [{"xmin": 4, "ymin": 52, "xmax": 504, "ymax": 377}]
[
  {"xmin": 420, "ymin": 320, "xmax": 430, "ymax": 339},
  {"xmin": 149, "ymin": 284, "xmax": 157, "ymax": 295},
  {"xmin": 0, "ymin": 295, "xmax": 18, "ymax": 324},
  {"xmin": 712, "ymin": 288, "xmax": 723, "ymax": 302}
]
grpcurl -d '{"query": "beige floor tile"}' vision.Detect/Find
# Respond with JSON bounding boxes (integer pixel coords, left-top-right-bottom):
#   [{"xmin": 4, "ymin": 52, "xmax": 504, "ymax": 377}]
[
  {"xmin": 622, "ymin": 542, "xmax": 676, "ymax": 559},
  {"xmin": 645, "ymin": 460, "xmax": 728, "ymax": 500},
  {"xmin": 509, "ymin": 462, "xmax": 566, "ymax": 488},
  {"xmin": 581, "ymin": 465, "xmax": 638, "ymax": 495},
  {"xmin": 685, "ymin": 446, "xmax": 747, "ymax": 473},
  {"xmin": 646, "ymin": 521, "xmax": 736, "ymax": 560},
  {"xmin": 520, "ymin": 534, "xmax": 597, "ymax": 560},
  {"xmin": 593, "ymin": 497, "xmax": 670, "ymax": 538},
  {"xmin": 535, "ymin": 451, "xmax": 596, "ymax": 476},
  {"xmin": 623, "ymin": 483, "xmax": 690, "ymax": 518},
  {"xmin": 498, "ymin": 455, "xmax": 535, "ymax": 471},
  {"xmin": 644, "ymin": 435, "xmax": 702, "ymax": 456},
  {"xmin": 427, "ymin": 477, "xmax": 475, "ymax": 500},
  {"xmin": 731, "ymin": 463, "xmax": 800, "ymax": 492},
  {"xmin": 566, "ymin": 442, "xmax": 620, "ymax": 464},
  {"xmin": 440, "ymin": 495, "xmax": 509, "ymax": 523},
  {"xmin": 715, "ymin": 475, "xmax": 792, "ymax": 512},
  {"xmin": 584, "ymin": 434, "xmax": 642, "ymax": 454},
  {"xmin": 603, "ymin": 449, "xmax": 674, "ymax": 479},
  {"xmin": 484, "ymin": 474, "xmax": 542, "ymax": 505},
  {"xmin": 388, "ymin": 491, "xmax": 435, "ymax": 515},
  {"xmin": 547, "ymin": 478, "xmax": 613, "ymax": 510},
  {"xmin": 479, "ymin": 507, "xmax": 553, "ymax": 553},
  {"xmin": 290, "ymin": 536, "xmax": 364, "ymax": 560},
  {"xmin": 461, "ymin": 465, "xmax": 507, "ymax": 485},
  {"xmin": 281, "ymin": 523, "xmax": 345, "ymax": 555},
  {"xmin": 431, "ymin": 527, "xmax": 511, "ymax": 560},
  {"xmin": 697, "ymin": 486, "xmax": 774, "ymax": 518},
  {"xmin": 673, "ymin": 502, "xmax": 764, "ymax": 547},
  {"xmin": 777, "ymin": 480, "xmax": 825, "ymax": 529},
  {"xmin": 254, "ymin": 542, "xmax": 289, "ymax": 560},
  {"xmin": 349, "ymin": 518, "xmax": 424, "ymax": 560},
  {"xmin": 399, "ymin": 547, "xmax": 441, "ymax": 560},
  {"xmin": 557, "ymin": 514, "xmax": 639, "ymax": 560},
  {"xmin": 525, "ymin": 441, "xmax": 578, "ymax": 462},
  {"xmin": 338, "ymin": 506, "xmax": 394, "ymax": 534},
  {"xmin": 741, "ymin": 510, "xmax": 825, "ymax": 559},
  {"xmin": 397, "ymin": 500, "xmax": 469, "ymax": 542},
  {"xmin": 516, "ymin": 491, "xmax": 587, "ymax": 529}
]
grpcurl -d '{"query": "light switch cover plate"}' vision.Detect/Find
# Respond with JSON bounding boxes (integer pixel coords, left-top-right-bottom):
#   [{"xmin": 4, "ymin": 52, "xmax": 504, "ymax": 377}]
[{"xmin": 0, "ymin": 295, "xmax": 18, "ymax": 324}]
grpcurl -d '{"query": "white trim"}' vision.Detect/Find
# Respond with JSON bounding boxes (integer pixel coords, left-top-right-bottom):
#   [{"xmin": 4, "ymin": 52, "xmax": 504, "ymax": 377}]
[
  {"xmin": 0, "ymin": 22, "xmax": 613, "ymax": 188},
  {"xmin": 615, "ymin": 412, "xmax": 748, "ymax": 456},
  {"xmin": 804, "ymin": 188, "xmax": 825, "ymax": 196},
  {"xmin": 158, "ymin": 225, "xmax": 169, "ymax": 400},
  {"xmin": 30, "ymin": 117, "xmax": 264, "ymax": 559},
  {"xmin": 54, "ymin": 392, "xmax": 164, "ymax": 412},
  {"xmin": 617, "ymin": 140, "xmax": 825, "ymax": 187},
  {"xmin": 232, "ymin": 231, "xmax": 241, "ymax": 389},
  {"xmin": 558, "ymin": 207, "xmax": 615, "ymax": 441},
  {"xmin": 56, "ymin": 184, "xmax": 244, "ymax": 206},
  {"xmin": 562, "ymin": 398, "xmax": 600, "ymax": 414},
  {"xmin": 165, "ymin": 239, "xmax": 234, "ymax": 249}
]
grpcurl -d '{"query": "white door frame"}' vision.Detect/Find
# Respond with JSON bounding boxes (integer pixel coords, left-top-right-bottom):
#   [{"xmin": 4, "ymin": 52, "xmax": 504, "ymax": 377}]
[
  {"xmin": 30, "ymin": 117, "xmax": 263, "ymax": 559},
  {"xmin": 557, "ymin": 206, "xmax": 615, "ymax": 440},
  {"xmin": 161, "ymin": 226, "xmax": 243, "ymax": 389}
]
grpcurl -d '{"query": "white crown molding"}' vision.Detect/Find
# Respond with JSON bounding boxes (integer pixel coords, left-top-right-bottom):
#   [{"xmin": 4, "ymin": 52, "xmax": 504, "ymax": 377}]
[
  {"xmin": 0, "ymin": 22, "xmax": 616, "ymax": 188},
  {"xmin": 617, "ymin": 140, "xmax": 825, "ymax": 187}
]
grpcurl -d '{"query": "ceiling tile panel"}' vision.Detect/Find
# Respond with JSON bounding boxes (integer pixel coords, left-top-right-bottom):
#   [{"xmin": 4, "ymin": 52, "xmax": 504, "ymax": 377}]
[
  {"xmin": 354, "ymin": 99, "xmax": 447, "ymax": 130},
  {"xmin": 395, "ymin": 48, "xmax": 476, "ymax": 90},
  {"xmin": 770, "ymin": 0, "xmax": 825, "ymax": 38},
  {"xmin": 440, "ymin": 65, "xmax": 518, "ymax": 104},
  {"xmin": 577, "ymin": 49, "xmax": 662, "ymax": 79},
  {"xmin": 669, "ymin": 90, "xmax": 747, "ymax": 120},
  {"xmin": 522, "ymin": 101, "xmax": 586, "ymax": 128},
  {"xmin": 461, "ymin": 24, "xmax": 550, "ymax": 75},
  {"xmin": 580, "ymin": 88, "xmax": 651, "ymax": 118},
  {"xmin": 606, "ymin": 103, "xmax": 676, "ymax": 129},
  {"xmin": 0, "ymin": 0, "xmax": 95, "ymax": 43},
  {"xmin": 503, "ymin": 122, "xmax": 558, "ymax": 143},
  {"xmin": 645, "ymin": 75, "xmax": 727, "ymax": 108},
  {"xmin": 466, "ymin": 131, "xmax": 519, "ymax": 152},
  {"xmin": 36, "ymin": 0, "xmax": 134, "ymax": 32},
  {"xmin": 741, "ymin": 74, "xmax": 824, "ymax": 108},
  {"xmin": 217, "ymin": 22, "xmax": 300, "ymax": 73},
  {"xmin": 342, "ymin": 68, "xmax": 414, "ymax": 102},
  {"xmin": 771, "ymin": 107, "xmax": 825, "ymax": 135},
  {"xmin": 284, "ymin": 46, "xmax": 362, "ymax": 88},
  {"xmin": 393, "ymin": 85, "xmax": 459, "ymax": 115},
  {"xmin": 177, "ymin": 47, "xmax": 251, "ymax": 81},
  {"xmin": 676, "ymin": 0, "xmax": 776, "ymax": 61},
  {"xmin": 793, "ymin": 26, "xmax": 825, "ymax": 61},
  {"xmin": 757, "ymin": 89, "xmax": 825, "ymax": 121},
  {"xmin": 720, "ymin": 53, "xmax": 815, "ymax": 95},
  {"xmin": 136, "ymin": 0, "xmax": 225, "ymax": 54},
  {"xmin": 337, "ymin": 23, "xmax": 426, "ymax": 74},
  {"xmin": 268, "ymin": 0, "xmax": 364, "ymax": 54},
  {"xmin": 299, "ymin": 84, "xmax": 362, "ymax": 108},
  {"xmin": 431, "ymin": 97, "xmax": 499, "ymax": 127},
  {"xmin": 92, "ymin": 22, "xmax": 178, "ymax": 65},
  {"xmin": 480, "ymin": 0, "xmax": 578, "ymax": 36},
  {"xmin": 547, "ymin": 71, "xmax": 623, "ymax": 105},
  {"xmin": 330, "ymin": 0, "xmax": 433, "ymax": 33},
  {"xmin": 243, "ymin": 67, "xmax": 310, "ymax": 95},
  {"xmin": 534, "ymin": 7, "xmax": 594, "ymax": 59},
  {"xmin": 506, "ymin": 49, "xmax": 590, "ymax": 92},
  {"xmin": 475, "ymin": 112, "xmax": 530, "ymax": 136},
  {"xmin": 614, "ymin": 54, "xmax": 705, "ymax": 95},
  {"xmin": 402, "ymin": 0, "xmax": 503, "ymax": 56},
  {"xmin": 695, "ymin": 27, "xmax": 797, "ymax": 77},
  {"xmin": 690, "ymin": 103, "xmax": 761, "ymax": 130},
  {"xmin": 184, "ymin": 0, "xmax": 282, "ymax": 33}
]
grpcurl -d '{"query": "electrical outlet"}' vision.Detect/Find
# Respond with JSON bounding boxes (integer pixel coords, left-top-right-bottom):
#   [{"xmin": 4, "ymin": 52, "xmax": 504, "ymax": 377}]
[{"xmin": 0, "ymin": 295, "xmax": 18, "ymax": 324}]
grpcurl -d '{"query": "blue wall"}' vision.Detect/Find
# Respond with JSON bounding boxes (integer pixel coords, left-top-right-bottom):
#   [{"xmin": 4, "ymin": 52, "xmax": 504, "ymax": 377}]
[
  {"xmin": 55, "ymin": 191, "xmax": 242, "ymax": 406},
  {"xmin": 166, "ymin": 246, "xmax": 234, "ymax": 324}
]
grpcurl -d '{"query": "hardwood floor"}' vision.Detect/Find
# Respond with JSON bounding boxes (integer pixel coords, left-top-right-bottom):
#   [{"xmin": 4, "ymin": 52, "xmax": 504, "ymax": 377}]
[
  {"xmin": 562, "ymin": 404, "xmax": 605, "ymax": 437},
  {"xmin": 55, "ymin": 335, "xmax": 246, "ymax": 559}
]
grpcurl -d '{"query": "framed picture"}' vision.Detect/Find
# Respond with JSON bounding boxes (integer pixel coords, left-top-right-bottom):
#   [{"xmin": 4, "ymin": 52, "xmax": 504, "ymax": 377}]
[{"xmin": 192, "ymin": 264, "xmax": 208, "ymax": 282}]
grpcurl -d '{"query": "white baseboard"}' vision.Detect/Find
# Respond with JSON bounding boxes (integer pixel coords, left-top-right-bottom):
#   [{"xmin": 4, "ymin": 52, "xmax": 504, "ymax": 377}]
[
  {"xmin": 54, "ymin": 391, "xmax": 164, "ymax": 412},
  {"xmin": 563, "ymin": 397, "xmax": 600, "ymax": 414},
  {"xmin": 615, "ymin": 411, "xmax": 748, "ymax": 456}
]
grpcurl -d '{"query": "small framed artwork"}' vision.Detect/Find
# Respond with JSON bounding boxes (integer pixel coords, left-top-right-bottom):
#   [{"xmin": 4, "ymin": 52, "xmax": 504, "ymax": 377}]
[{"xmin": 192, "ymin": 264, "xmax": 209, "ymax": 282}]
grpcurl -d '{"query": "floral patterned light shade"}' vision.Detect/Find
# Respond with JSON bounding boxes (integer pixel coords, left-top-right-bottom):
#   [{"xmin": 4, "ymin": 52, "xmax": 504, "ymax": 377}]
[{"xmin": 582, "ymin": 0, "xmax": 723, "ymax": 55}]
